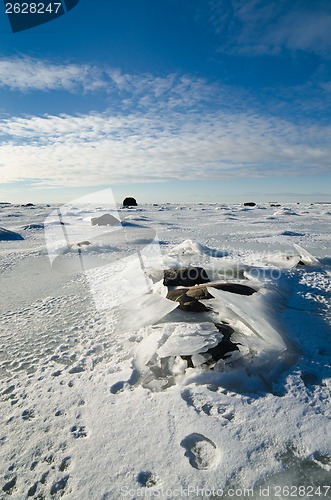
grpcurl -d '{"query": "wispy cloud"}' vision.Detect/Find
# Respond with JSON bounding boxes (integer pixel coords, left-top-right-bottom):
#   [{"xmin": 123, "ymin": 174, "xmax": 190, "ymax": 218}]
[
  {"xmin": 0, "ymin": 56, "xmax": 221, "ymax": 107},
  {"xmin": 0, "ymin": 56, "xmax": 329, "ymax": 121},
  {"xmin": 0, "ymin": 109, "xmax": 330, "ymax": 188},
  {"xmin": 0, "ymin": 56, "xmax": 257, "ymax": 124},
  {"xmin": 0, "ymin": 57, "xmax": 108, "ymax": 92},
  {"xmin": 204, "ymin": 0, "xmax": 331, "ymax": 57},
  {"xmin": 268, "ymin": 8, "xmax": 331, "ymax": 55}
]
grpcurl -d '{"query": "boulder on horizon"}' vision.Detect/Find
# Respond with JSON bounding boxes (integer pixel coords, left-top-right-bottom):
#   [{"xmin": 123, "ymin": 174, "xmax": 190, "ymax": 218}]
[
  {"xmin": 123, "ymin": 197, "xmax": 137, "ymax": 207},
  {"xmin": 243, "ymin": 202, "xmax": 256, "ymax": 207}
]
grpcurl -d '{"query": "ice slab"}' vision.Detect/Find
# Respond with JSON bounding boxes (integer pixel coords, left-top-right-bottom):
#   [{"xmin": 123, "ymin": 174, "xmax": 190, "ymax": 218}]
[
  {"xmin": 293, "ymin": 243, "xmax": 319, "ymax": 265},
  {"xmin": 114, "ymin": 294, "xmax": 179, "ymax": 331},
  {"xmin": 156, "ymin": 322, "xmax": 222, "ymax": 357},
  {"xmin": 208, "ymin": 287, "xmax": 287, "ymax": 352},
  {"xmin": 168, "ymin": 239, "xmax": 228, "ymax": 258}
]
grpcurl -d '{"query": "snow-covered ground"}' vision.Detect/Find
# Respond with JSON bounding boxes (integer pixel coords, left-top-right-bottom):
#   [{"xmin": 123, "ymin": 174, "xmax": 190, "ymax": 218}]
[{"xmin": 1, "ymin": 200, "xmax": 331, "ymax": 499}]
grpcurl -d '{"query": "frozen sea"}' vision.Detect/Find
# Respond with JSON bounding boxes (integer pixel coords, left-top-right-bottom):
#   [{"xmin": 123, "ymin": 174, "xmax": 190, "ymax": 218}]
[{"xmin": 0, "ymin": 199, "xmax": 330, "ymax": 499}]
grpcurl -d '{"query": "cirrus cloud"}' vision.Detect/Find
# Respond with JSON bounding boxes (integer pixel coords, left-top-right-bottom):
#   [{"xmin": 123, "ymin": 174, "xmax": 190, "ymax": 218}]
[
  {"xmin": 0, "ymin": 109, "xmax": 330, "ymax": 188},
  {"xmin": 204, "ymin": 0, "xmax": 331, "ymax": 57}
]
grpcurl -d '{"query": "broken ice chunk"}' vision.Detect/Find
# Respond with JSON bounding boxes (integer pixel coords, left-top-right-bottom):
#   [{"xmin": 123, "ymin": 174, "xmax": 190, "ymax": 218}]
[
  {"xmin": 156, "ymin": 323, "xmax": 223, "ymax": 358},
  {"xmin": 293, "ymin": 243, "xmax": 319, "ymax": 265},
  {"xmin": 208, "ymin": 288, "xmax": 286, "ymax": 352}
]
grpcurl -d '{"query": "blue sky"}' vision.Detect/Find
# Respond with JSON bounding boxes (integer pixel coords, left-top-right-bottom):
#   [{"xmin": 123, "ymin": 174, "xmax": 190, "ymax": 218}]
[{"xmin": 0, "ymin": 0, "xmax": 330, "ymax": 204}]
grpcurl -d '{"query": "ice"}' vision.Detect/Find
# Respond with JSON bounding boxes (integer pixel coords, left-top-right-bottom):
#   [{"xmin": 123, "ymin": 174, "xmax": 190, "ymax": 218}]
[
  {"xmin": 261, "ymin": 252, "xmax": 301, "ymax": 268},
  {"xmin": 86, "ymin": 253, "xmax": 155, "ymax": 311},
  {"xmin": 273, "ymin": 207, "xmax": 300, "ymax": 216},
  {"xmin": 113, "ymin": 293, "xmax": 179, "ymax": 331},
  {"xmin": 293, "ymin": 243, "xmax": 320, "ymax": 265},
  {"xmin": 208, "ymin": 287, "xmax": 287, "ymax": 351},
  {"xmin": 156, "ymin": 322, "xmax": 222, "ymax": 357},
  {"xmin": 168, "ymin": 239, "xmax": 228, "ymax": 258}
]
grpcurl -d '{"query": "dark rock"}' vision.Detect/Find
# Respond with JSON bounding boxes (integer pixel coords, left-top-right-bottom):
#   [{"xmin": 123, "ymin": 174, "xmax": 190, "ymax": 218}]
[
  {"xmin": 77, "ymin": 240, "xmax": 91, "ymax": 247},
  {"xmin": 166, "ymin": 289, "xmax": 188, "ymax": 301},
  {"xmin": 22, "ymin": 203, "xmax": 35, "ymax": 207},
  {"xmin": 178, "ymin": 296, "xmax": 209, "ymax": 312},
  {"xmin": 123, "ymin": 197, "xmax": 137, "ymax": 207},
  {"xmin": 166, "ymin": 286, "xmax": 213, "ymax": 301},
  {"xmin": 270, "ymin": 203, "xmax": 281, "ymax": 207},
  {"xmin": 91, "ymin": 214, "xmax": 120, "ymax": 226},
  {"xmin": 163, "ymin": 267, "xmax": 210, "ymax": 287},
  {"xmin": 166, "ymin": 289, "xmax": 209, "ymax": 312},
  {"xmin": 166, "ymin": 281, "xmax": 256, "ymax": 311},
  {"xmin": 167, "ymin": 282, "xmax": 256, "ymax": 299},
  {"xmin": 210, "ymin": 282, "xmax": 256, "ymax": 296},
  {"xmin": 186, "ymin": 286, "xmax": 213, "ymax": 300},
  {"xmin": 244, "ymin": 202, "xmax": 256, "ymax": 207}
]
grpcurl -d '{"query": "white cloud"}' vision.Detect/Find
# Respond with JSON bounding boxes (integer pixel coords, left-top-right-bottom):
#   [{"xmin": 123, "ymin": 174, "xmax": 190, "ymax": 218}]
[
  {"xmin": 269, "ymin": 10, "xmax": 331, "ymax": 55},
  {"xmin": 0, "ymin": 57, "xmax": 108, "ymax": 92},
  {"xmin": 0, "ymin": 110, "xmax": 330, "ymax": 188},
  {"xmin": 0, "ymin": 56, "xmax": 222, "ymax": 108},
  {"xmin": 206, "ymin": 0, "xmax": 331, "ymax": 56}
]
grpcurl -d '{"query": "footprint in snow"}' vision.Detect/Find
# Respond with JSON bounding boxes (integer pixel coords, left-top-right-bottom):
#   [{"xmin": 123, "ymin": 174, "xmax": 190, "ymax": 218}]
[
  {"xmin": 50, "ymin": 474, "xmax": 69, "ymax": 496},
  {"xmin": 181, "ymin": 433, "xmax": 219, "ymax": 470},
  {"xmin": 181, "ymin": 389, "xmax": 234, "ymax": 421},
  {"xmin": 2, "ymin": 476, "xmax": 17, "ymax": 495},
  {"xmin": 71, "ymin": 424, "xmax": 87, "ymax": 438},
  {"xmin": 137, "ymin": 471, "xmax": 158, "ymax": 487},
  {"xmin": 59, "ymin": 456, "xmax": 71, "ymax": 472}
]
